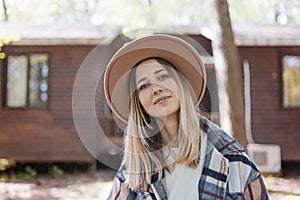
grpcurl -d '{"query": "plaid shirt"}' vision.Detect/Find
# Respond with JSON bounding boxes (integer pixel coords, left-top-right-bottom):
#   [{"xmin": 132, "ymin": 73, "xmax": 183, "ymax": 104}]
[{"xmin": 107, "ymin": 117, "xmax": 269, "ymax": 200}]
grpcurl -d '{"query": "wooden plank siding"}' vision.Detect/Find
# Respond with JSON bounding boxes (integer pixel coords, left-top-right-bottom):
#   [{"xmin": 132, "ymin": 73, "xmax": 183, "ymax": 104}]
[
  {"xmin": 0, "ymin": 34, "xmax": 218, "ymax": 163},
  {"xmin": 239, "ymin": 46, "xmax": 300, "ymax": 161},
  {"xmin": 1, "ymin": 32, "xmax": 299, "ymax": 163},
  {"xmin": 0, "ymin": 45, "xmax": 102, "ymax": 162}
]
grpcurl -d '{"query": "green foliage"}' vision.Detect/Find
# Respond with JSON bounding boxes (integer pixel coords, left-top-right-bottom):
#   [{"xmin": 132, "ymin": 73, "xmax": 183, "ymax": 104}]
[
  {"xmin": 0, "ymin": 159, "xmax": 16, "ymax": 170},
  {"xmin": 0, "ymin": 162, "xmax": 93, "ymax": 181},
  {"xmin": 228, "ymin": 0, "xmax": 277, "ymax": 24},
  {"xmin": 1, "ymin": 0, "xmax": 300, "ymax": 28},
  {"xmin": 11, "ymin": 165, "xmax": 37, "ymax": 180},
  {"xmin": 0, "ymin": 35, "xmax": 20, "ymax": 59},
  {"xmin": 0, "ymin": 159, "xmax": 15, "ymax": 181},
  {"xmin": 0, "ymin": 173, "xmax": 9, "ymax": 182},
  {"xmin": 49, "ymin": 165, "xmax": 64, "ymax": 178}
]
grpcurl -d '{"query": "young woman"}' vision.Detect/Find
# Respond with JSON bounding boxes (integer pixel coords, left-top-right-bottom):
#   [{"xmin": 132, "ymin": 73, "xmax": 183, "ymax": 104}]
[{"xmin": 104, "ymin": 34, "xmax": 269, "ymax": 199}]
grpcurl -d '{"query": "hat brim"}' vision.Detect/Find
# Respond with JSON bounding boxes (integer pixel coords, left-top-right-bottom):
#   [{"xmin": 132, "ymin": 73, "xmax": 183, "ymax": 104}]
[{"xmin": 104, "ymin": 34, "xmax": 206, "ymax": 123}]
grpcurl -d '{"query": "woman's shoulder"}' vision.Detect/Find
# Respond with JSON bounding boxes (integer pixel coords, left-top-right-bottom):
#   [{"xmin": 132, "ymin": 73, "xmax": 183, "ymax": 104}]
[
  {"xmin": 113, "ymin": 164, "xmax": 127, "ymax": 183},
  {"xmin": 200, "ymin": 116, "xmax": 245, "ymax": 155}
]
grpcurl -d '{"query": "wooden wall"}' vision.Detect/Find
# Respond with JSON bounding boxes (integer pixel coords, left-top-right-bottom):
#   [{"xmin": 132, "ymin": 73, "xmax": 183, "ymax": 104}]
[
  {"xmin": 1, "ymin": 35, "xmax": 299, "ymax": 163},
  {"xmin": 0, "ymin": 45, "xmax": 98, "ymax": 162},
  {"xmin": 239, "ymin": 46, "xmax": 300, "ymax": 161},
  {"xmin": 189, "ymin": 34, "xmax": 300, "ymax": 161}
]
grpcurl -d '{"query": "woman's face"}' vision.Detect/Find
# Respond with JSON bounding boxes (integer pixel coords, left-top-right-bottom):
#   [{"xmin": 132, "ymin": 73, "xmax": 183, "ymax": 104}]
[{"xmin": 135, "ymin": 59, "xmax": 180, "ymax": 118}]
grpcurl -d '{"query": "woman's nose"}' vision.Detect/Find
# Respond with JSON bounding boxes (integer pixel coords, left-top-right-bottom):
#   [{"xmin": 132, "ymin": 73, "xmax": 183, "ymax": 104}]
[{"xmin": 152, "ymin": 84, "xmax": 163, "ymax": 95}]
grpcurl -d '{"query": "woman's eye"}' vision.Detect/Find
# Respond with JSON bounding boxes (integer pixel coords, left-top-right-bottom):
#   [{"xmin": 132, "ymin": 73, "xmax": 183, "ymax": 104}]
[
  {"xmin": 139, "ymin": 83, "xmax": 150, "ymax": 91},
  {"xmin": 159, "ymin": 74, "xmax": 169, "ymax": 81}
]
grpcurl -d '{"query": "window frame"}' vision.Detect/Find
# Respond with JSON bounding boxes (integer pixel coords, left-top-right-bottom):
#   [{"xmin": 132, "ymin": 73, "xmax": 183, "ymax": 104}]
[
  {"xmin": 2, "ymin": 52, "xmax": 50, "ymax": 110},
  {"xmin": 280, "ymin": 52, "xmax": 300, "ymax": 109}
]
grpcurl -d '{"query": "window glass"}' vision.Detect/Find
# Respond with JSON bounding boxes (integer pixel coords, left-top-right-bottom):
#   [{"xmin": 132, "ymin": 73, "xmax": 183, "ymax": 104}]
[
  {"xmin": 29, "ymin": 54, "xmax": 49, "ymax": 109},
  {"xmin": 282, "ymin": 55, "xmax": 300, "ymax": 108},
  {"xmin": 5, "ymin": 54, "xmax": 49, "ymax": 109},
  {"xmin": 6, "ymin": 55, "xmax": 28, "ymax": 107}
]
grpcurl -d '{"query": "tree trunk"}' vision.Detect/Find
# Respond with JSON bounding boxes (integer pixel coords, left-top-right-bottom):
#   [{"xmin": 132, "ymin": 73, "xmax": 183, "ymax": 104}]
[
  {"xmin": 210, "ymin": 0, "xmax": 248, "ymax": 148},
  {"xmin": 2, "ymin": 0, "xmax": 8, "ymax": 21}
]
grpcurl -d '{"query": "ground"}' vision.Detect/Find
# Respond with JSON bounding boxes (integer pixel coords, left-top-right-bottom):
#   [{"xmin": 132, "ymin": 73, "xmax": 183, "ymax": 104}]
[{"xmin": 1, "ymin": 169, "xmax": 300, "ymax": 200}]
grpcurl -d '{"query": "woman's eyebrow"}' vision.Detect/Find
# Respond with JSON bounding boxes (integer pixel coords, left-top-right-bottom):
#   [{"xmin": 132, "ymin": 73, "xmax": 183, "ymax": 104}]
[
  {"xmin": 154, "ymin": 69, "xmax": 167, "ymax": 74},
  {"xmin": 137, "ymin": 77, "xmax": 147, "ymax": 85},
  {"xmin": 137, "ymin": 69, "xmax": 167, "ymax": 84}
]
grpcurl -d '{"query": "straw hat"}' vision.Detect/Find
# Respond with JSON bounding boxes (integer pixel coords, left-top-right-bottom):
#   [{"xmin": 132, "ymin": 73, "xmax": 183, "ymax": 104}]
[{"xmin": 104, "ymin": 34, "xmax": 206, "ymax": 123}]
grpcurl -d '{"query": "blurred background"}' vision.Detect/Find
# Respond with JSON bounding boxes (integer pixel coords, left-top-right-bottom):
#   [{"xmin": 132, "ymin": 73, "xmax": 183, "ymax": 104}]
[{"xmin": 0, "ymin": 0, "xmax": 300, "ymax": 199}]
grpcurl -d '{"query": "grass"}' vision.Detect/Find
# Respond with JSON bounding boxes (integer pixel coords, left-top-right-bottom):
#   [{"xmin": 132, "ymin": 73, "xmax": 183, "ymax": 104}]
[{"xmin": 0, "ymin": 160, "xmax": 93, "ymax": 182}]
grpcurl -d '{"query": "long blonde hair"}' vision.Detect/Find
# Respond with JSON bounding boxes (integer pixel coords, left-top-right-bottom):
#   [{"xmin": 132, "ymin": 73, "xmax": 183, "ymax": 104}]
[{"xmin": 124, "ymin": 57, "xmax": 202, "ymax": 190}]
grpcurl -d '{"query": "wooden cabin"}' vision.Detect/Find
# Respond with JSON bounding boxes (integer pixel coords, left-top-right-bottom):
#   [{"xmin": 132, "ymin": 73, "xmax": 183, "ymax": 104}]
[
  {"xmin": 185, "ymin": 24, "xmax": 300, "ymax": 162},
  {"xmin": 235, "ymin": 24, "xmax": 300, "ymax": 162},
  {"xmin": 1, "ymin": 23, "xmax": 299, "ymax": 166},
  {"xmin": 0, "ymin": 25, "xmax": 217, "ymax": 168},
  {"xmin": 0, "ymin": 23, "xmax": 125, "ymax": 165}
]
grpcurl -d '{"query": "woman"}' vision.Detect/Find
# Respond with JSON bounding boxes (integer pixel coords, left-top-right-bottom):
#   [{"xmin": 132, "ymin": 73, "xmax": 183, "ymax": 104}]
[{"xmin": 104, "ymin": 34, "xmax": 269, "ymax": 199}]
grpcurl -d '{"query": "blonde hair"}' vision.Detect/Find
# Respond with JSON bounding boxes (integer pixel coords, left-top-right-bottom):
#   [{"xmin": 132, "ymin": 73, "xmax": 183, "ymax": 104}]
[{"xmin": 124, "ymin": 57, "xmax": 202, "ymax": 190}]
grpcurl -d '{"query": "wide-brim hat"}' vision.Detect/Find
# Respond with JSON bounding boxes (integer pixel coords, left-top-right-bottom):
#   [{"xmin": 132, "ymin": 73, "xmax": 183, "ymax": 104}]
[{"xmin": 104, "ymin": 34, "xmax": 206, "ymax": 123}]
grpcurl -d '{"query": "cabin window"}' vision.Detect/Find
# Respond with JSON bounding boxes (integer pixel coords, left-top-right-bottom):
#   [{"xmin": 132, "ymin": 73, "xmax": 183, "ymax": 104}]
[
  {"xmin": 282, "ymin": 55, "xmax": 300, "ymax": 108},
  {"xmin": 5, "ymin": 54, "xmax": 49, "ymax": 109}
]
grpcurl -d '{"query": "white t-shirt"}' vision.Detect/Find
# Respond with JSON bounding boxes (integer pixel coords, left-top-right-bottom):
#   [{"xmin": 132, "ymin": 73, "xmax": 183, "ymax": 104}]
[{"xmin": 164, "ymin": 132, "xmax": 207, "ymax": 200}]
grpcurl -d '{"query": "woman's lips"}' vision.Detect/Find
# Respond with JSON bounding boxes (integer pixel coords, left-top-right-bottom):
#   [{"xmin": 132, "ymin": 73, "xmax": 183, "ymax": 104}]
[{"xmin": 153, "ymin": 95, "xmax": 172, "ymax": 105}]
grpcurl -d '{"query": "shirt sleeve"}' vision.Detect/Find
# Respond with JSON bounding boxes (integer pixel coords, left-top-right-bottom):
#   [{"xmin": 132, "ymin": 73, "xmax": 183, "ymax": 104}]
[
  {"xmin": 107, "ymin": 175, "xmax": 138, "ymax": 200},
  {"xmin": 244, "ymin": 175, "xmax": 269, "ymax": 200},
  {"xmin": 224, "ymin": 151, "xmax": 270, "ymax": 199},
  {"xmin": 106, "ymin": 164, "xmax": 138, "ymax": 200}
]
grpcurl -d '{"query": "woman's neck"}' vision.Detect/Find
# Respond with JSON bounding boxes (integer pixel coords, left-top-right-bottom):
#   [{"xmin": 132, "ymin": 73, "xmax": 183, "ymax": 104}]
[{"xmin": 156, "ymin": 113, "xmax": 179, "ymax": 146}]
